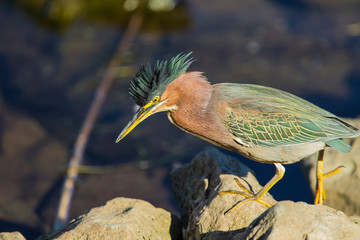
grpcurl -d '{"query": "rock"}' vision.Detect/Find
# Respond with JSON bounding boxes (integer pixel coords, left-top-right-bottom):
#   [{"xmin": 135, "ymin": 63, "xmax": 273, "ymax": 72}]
[
  {"xmin": 350, "ymin": 216, "xmax": 360, "ymax": 226},
  {"xmin": 39, "ymin": 197, "xmax": 182, "ymax": 240},
  {"xmin": 243, "ymin": 201, "xmax": 360, "ymax": 240},
  {"xmin": 0, "ymin": 232, "xmax": 26, "ymax": 240},
  {"xmin": 300, "ymin": 118, "xmax": 360, "ymax": 216},
  {"xmin": 171, "ymin": 148, "xmax": 277, "ymax": 240},
  {"xmin": 171, "ymin": 148, "xmax": 360, "ymax": 240}
]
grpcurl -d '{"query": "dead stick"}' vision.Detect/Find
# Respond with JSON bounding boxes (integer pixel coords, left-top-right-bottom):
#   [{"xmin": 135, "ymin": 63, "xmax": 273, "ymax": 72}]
[{"xmin": 53, "ymin": 13, "xmax": 143, "ymax": 231}]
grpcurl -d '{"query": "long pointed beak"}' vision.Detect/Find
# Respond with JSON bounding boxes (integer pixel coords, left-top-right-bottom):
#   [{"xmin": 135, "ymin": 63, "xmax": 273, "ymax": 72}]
[{"xmin": 115, "ymin": 106, "xmax": 154, "ymax": 143}]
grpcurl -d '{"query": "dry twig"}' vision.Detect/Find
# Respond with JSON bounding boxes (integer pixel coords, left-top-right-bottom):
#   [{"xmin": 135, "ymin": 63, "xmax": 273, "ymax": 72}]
[{"xmin": 53, "ymin": 12, "xmax": 143, "ymax": 230}]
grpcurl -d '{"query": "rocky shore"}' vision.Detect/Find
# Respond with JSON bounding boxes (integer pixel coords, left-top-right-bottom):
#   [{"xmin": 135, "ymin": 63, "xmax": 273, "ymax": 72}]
[{"xmin": 3, "ymin": 118, "xmax": 360, "ymax": 240}]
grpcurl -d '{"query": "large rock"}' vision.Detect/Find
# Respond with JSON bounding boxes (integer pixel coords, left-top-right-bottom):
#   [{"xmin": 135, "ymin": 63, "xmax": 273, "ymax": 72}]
[
  {"xmin": 243, "ymin": 201, "xmax": 360, "ymax": 240},
  {"xmin": 171, "ymin": 148, "xmax": 277, "ymax": 240},
  {"xmin": 300, "ymin": 118, "xmax": 360, "ymax": 216},
  {"xmin": 171, "ymin": 148, "xmax": 360, "ymax": 240},
  {"xmin": 0, "ymin": 232, "xmax": 26, "ymax": 240},
  {"xmin": 39, "ymin": 197, "xmax": 182, "ymax": 240}
]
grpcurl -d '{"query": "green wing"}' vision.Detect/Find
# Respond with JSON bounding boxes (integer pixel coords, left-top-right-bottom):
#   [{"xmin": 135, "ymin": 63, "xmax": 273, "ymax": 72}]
[{"xmin": 216, "ymin": 83, "xmax": 359, "ymax": 149}]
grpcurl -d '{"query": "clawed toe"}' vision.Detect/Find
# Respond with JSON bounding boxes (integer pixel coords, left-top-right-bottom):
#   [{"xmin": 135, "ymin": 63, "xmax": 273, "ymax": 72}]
[
  {"xmin": 219, "ymin": 178, "xmax": 272, "ymax": 214},
  {"xmin": 219, "ymin": 163, "xmax": 283, "ymax": 213},
  {"xmin": 223, "ymin": 195, "xmax": 272, "ymax": 215}
]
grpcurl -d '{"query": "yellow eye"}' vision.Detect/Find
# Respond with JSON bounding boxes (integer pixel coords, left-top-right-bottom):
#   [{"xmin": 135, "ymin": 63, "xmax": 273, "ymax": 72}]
[{"xmin": 153, "ymin": 97, "xmax": 159, "ymax": 103}]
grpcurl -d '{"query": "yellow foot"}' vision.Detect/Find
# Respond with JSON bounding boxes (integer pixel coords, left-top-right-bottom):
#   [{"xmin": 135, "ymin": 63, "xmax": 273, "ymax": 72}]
[
  {"xmin": 219, "ymin": 163, "xmax": 284, "ymax": 214},
  {"xmin": 314, "ymin": 148, "xmax": 344, "ymax": 205},
  {"xmin": 314, "ymin": 165, "xmax": 344, "ymax": 204},
  {"xmin": 218, "ymin": 178, "xmax": 272, "ymax": 214}
]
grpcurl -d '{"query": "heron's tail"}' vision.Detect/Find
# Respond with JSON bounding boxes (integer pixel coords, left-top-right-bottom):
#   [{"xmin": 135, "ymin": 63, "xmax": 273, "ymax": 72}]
[{"xmin": 325, "ymin": 139, "xmax": 351, "ymax": 153}]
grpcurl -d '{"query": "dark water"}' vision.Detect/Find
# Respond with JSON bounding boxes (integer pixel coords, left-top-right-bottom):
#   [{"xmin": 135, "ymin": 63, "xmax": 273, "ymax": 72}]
[{"xmin": 1, "ymin": 0, "xmax": 360, "ymax": 238}]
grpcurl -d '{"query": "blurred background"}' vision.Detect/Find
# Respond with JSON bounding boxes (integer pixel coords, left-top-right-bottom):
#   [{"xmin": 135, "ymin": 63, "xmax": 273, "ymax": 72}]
[{"xmin": 0, "ymin": 0, "xmax": 360, "ymax": 238}]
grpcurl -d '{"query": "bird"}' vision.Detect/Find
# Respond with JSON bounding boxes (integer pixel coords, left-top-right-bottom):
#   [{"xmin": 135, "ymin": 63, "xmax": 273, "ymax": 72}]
[{"xmin": 116, "ymin": 53, "xmax": 360, "ymax": 212}]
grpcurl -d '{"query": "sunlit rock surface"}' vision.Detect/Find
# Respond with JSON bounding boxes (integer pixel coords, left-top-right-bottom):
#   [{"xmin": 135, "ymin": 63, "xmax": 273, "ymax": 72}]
[
  {"xmin": 243, "ymin": 201, "xmax": 360, "ymax": 240},
  {"xmin": 38, "ymin": 197, "xmax": 182, "ymax": 240},
  {"xmin": 0, "ymin": 232, "xmax": 26, "ymax": 240}
]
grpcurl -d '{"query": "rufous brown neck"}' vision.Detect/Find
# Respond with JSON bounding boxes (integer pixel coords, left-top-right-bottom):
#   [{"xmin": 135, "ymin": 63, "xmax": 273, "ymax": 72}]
[
  {"xmin": 162, "ymin": 72, "xmax": 212, "ymax": 114},
  {"xmin": 162, "ymin": 72, "xmax": 218, "ymax": 136}
]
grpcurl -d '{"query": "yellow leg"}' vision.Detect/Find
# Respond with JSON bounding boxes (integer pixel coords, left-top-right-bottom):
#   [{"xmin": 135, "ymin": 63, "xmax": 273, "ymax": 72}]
[
  {"xmin": 219, "ymin": 163, "xmax": 285, "ymax": 214},
  {"xmin": 314, "ymin": 149, "xmax": 325, "ymax": 204},
  {"xmin": 314, "ymin": 149, "xmax": 344, "ymax": 204}
]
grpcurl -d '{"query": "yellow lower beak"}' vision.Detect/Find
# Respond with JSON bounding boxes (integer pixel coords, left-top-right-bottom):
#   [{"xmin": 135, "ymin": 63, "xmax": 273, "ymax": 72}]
[{"xmin": 115, "ymin": 107, "xmax": 153, "ymax": 143}]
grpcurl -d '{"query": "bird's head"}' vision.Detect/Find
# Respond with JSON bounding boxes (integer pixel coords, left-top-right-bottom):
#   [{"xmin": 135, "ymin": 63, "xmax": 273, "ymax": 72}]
[{"xmin": 116, "ymin": 52, "xmax": 194, "ymax": 143}]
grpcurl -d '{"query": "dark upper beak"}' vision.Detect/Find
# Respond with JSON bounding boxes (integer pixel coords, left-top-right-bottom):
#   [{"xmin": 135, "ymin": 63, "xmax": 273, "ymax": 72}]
[{"xmin": 115, "ymin": 106, "xmax": 154, "ymax": 143}]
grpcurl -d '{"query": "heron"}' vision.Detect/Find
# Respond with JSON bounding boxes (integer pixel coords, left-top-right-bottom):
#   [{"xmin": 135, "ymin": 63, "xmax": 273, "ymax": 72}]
[{"xmin": 116, "ymin": 53, "xmax": 359, "ymax": 212}]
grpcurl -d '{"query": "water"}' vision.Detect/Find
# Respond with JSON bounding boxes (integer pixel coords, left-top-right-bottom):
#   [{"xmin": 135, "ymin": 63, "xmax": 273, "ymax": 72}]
[{"xmin": 1, "ymin": 0, "xmax": 360, "ymax": 238}]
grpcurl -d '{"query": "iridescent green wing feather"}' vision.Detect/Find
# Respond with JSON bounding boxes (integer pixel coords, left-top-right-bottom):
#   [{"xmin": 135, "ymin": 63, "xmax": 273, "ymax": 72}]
[
  {"xmin": 224, "ymin": 111, "xmax": 328, "ymax": 147},
  {"xmin": 216, "ymin": 83, "xmax": 359, "ymax": 149}
]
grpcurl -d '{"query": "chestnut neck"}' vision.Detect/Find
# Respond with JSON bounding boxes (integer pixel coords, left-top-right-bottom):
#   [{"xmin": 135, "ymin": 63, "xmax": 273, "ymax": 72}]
[
  {"xmin": 166, "ymin": 72, "xmax": 212, "ymax": 112},
  {"xmin": 164, "ymin": 72, "xmax": 217, "ymax": 135}
]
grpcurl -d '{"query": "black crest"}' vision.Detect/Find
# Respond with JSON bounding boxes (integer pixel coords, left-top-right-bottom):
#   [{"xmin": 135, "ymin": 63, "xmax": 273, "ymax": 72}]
[{"xmin": 129, "ymin": 52, "xmax": 194, "ymax": 107}]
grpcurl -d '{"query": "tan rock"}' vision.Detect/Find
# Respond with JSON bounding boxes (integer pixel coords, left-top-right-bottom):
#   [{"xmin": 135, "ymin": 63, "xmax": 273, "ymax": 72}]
[
  {"xmin": 350, "ymin": 216, "xmax": 360, "ymax": 226},
  {"xmin": 171, "ymin": 148, "xmax": 277, "ymax": 240},
  {"xmin": 0, "ymin": 232, "xmax": 26, "ymax": 240},
  {"xmin": 243, "ymin": 201, "xmax": 360, "ymax": 240},
  {"xmin": 39, "ymin": 197, "xmax": 182, "ymax": 240},
  {"xmin": 300, "ymin": 118, "xmax": 360, "ymax": 216}
]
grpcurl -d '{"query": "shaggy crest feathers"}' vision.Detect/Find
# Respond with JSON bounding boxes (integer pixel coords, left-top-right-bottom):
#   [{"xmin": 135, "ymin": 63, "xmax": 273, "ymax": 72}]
[{"xmin": 129, "ymin": 52, "xmax": 194, "ymax": 107}]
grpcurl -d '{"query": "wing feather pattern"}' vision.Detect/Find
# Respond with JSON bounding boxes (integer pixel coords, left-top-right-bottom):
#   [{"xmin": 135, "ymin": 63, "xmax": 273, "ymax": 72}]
[{"xmin": 215, "ymin": 84, "xmax": 359, "ymax": 149}]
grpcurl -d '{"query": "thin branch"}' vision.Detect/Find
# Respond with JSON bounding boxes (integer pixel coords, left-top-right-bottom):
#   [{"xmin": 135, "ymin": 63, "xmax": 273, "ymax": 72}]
[{"xmin": 53, "ymin": 12, "xmax": 143, "ymax": 231}]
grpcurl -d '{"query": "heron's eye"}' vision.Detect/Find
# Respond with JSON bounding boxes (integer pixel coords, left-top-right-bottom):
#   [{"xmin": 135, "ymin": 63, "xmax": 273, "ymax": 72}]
[{"xmin": 153, "ymin": 97, "xmax": 159, "ymax": 103}]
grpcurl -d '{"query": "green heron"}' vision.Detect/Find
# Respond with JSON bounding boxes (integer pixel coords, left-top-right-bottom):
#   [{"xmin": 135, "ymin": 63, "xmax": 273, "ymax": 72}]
[{"xmin": 116, "ymin": 53, "xmax": 360, "ymax": 212}]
